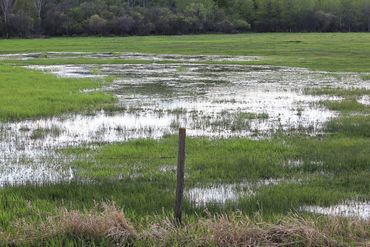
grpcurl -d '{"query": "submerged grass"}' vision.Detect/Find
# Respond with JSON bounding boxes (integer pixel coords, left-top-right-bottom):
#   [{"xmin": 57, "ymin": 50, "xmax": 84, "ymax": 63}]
[
  {"xmin": 312, "ymin": 85, "xmax": 370, "ymax": 114},
  {"xmin": 320, "ymin": 99, "xmax": 370, "ymax": 113},
  {"xmin": 0, "ymin": 66, "xmax": 115, "ymax": 122},
  {"xmin": 327, "ymin": 115, "xmax": 370, "ymax": 138},
  {"xmin": 30, "ymin": 126, "xmax": 61, "ymax": 140}
]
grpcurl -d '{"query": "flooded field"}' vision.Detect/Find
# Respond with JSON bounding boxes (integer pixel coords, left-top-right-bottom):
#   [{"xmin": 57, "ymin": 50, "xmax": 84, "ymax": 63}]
[
  {"xmin": 26, "ymin": 62, "xmax": 369, "ymax": 141},
  {"xmin": 1, "ymin": 55, "xmax": 369, "ymax": 185},
  {"xmin": 1, "ymin": 53, "xmax": 369, "ymax": 219}
]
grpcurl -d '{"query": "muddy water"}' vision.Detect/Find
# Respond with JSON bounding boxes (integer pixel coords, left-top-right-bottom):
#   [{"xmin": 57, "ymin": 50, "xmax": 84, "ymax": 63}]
[{"xmin": 1, "ymin": 53, "xmax": 370, "ymax": 187}]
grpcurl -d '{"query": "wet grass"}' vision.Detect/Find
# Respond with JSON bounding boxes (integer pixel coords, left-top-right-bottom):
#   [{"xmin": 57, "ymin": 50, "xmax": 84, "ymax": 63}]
[
  {"xmin": 312, "ymin": 86, "xmax": 370, "ymax": 114},
  {"xmin": 30, "ymin": 127, "xmax": 61, "ymax": 140},
  {"xmin": 321, "ymin": 99, "xmax": 370, "ymax": 113},
  {"xmin": 1, "ymin": 33, "xmax": 370, "ymax": 72},
  {"xmin": 0, "ymin": 66, "xmax": 116, "ymax": 122},
  {"xmin": 238, "ymin": 112, "xmax": 269, "ymax": 120},
  {"xmin": 327, "ymin": 115, "xmax": 370, "ymax": 138},
  {"xmin": 305, "ymin": 87, "xmax": 370, "ymax": 97}
]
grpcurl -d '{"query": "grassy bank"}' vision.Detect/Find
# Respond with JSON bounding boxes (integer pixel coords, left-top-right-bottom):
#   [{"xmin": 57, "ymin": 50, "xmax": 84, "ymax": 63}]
[
  {"xmin": 0, "ymin": 66, "xmax": 115, "ymax": 122},
  {"xmin": 1, "ymin": 33, "xmax": 370, "ymax": 72}
]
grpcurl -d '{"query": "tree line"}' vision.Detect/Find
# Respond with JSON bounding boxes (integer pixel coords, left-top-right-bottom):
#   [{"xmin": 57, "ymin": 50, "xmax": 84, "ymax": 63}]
[{"xmin": 1, "ymin": 0, "xmax": 370, "ymax": 38}]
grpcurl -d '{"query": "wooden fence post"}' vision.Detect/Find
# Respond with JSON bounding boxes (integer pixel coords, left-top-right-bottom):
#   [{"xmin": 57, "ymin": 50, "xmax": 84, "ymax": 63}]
[{"xmin": 175, "ymin": 128, "xmax": 186, "ymax": 225}]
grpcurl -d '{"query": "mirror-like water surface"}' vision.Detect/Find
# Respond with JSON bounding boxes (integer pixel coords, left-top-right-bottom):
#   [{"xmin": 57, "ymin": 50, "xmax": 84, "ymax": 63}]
[
  {"xmin": 187, "ymin": 179, "xmax": 289, "ymax": 206},
  {"xmin": 302, "ymin": 201, "xmax": 370, "ymax": 220}
]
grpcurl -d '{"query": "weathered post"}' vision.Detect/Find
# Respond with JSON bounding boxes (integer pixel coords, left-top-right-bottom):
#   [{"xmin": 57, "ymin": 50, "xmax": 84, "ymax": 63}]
[{"xmin": 175, "ymin": 128, "xmax": 186, "ymax": 225}]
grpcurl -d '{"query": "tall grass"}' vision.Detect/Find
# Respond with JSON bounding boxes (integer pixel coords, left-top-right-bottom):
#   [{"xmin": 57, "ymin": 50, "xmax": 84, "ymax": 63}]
[{"xmin": 1, "ymin": 204, "xmax": 369, "ymax": 246}]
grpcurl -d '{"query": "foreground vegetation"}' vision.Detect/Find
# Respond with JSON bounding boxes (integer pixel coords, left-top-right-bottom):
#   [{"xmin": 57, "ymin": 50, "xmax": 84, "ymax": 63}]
[{"xmin": 1, "ymin": 203, "xmax": 369, "ymax": 246}]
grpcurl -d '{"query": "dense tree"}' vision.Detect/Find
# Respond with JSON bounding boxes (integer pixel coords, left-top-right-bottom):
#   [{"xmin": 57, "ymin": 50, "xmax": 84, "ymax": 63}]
[
  {"xmin": 1, "ymin": 0, "xmax": 370, "ymax": 37},
  {"xmin": 34, "ymin": 0, "xmax": 46, "ymax": 33},
  {"xmin": 0, "ymin": 0, "xmax": 16, "ymax": 38}
]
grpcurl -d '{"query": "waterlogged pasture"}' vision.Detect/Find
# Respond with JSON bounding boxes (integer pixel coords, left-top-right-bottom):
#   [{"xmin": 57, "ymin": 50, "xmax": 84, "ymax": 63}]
[
  {"xmin": 2, "ymin": 53, "xmax": 369, "ymax": 187},
  {"xmin": 0, "ymin": 46, "xmax": 369, "ymax": 245}
]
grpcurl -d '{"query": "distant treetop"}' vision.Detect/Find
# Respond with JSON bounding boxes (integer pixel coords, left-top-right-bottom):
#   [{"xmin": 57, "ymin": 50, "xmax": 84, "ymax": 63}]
[{"xmin": 1, "ymin": 0, "xmax": 370, "ymax": 37}]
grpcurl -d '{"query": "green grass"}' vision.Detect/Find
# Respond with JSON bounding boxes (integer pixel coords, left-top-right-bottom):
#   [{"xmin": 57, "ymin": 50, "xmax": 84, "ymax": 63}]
[
  {"xmin": 1, "ymin": 33, "xmax": 370, "ymax": 72},
  {"xmin": 62, "ymin": 132, "xmax": 370, "ymax": 185},
  {"xmin": 305, "ymin": 87, "xmax": 370, "ymax": 97},
  {"xmin": 0, "ymin": 66, "xmax": 115, "ymax": 121},
  {"xmin": 311, "ymin": 86, "xmax": 370, "ymax": 114},
  {"xmin": 321, "ymin": 99, "xmax": 370, "ymax": 113},
  {"xmin": 327, "ymin": 115, "xmax": 370, "ymax": 138}
]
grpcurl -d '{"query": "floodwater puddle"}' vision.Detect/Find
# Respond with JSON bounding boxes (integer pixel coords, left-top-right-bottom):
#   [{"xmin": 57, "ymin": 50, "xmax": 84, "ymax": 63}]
[
  {"xmin": 302, "ymin": 201, "xmax": 370, "ymax": 220},
  {"xmin": 159, "ymin": 165, "xmax": 177, "ymax": 173},
  {"xmin": 187, "ymin": 184, "xmax": 241, "ymax": 206},
  {"xmin": 358, "ymin": 95, "xmax": 370, "ymax": 106},
  {"xmin": 187, "ymin": 179, "xmax": 289, "ymax": 206},
  {"xmin": 1, "ymin": 53, "xmax": 370, "ymax": 185},
  {"xmin": 28, "ymin": 65, "xmax": 104, "ymax": 78},
  {"xmin": 282, "ymin": 159, "xmax": 324, "ymax": 168}
]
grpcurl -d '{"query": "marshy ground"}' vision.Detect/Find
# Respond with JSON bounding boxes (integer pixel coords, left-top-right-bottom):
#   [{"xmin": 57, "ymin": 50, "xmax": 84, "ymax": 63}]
[{"xmin": 0, "ymin": 34, "xmax": 369, "ymax": 246}]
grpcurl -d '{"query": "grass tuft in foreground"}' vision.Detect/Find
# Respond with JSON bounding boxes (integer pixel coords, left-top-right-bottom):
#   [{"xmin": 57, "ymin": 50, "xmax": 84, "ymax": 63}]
[{"xmin": 1, "ymin": 203, "xmax": 368, "ymax": 246}]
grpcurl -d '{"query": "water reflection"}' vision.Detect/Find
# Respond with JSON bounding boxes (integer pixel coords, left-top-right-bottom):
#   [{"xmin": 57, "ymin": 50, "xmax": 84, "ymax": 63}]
[{"xmin": 302, "ymin": 201, "xmax": 370, "ymax": 220}]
